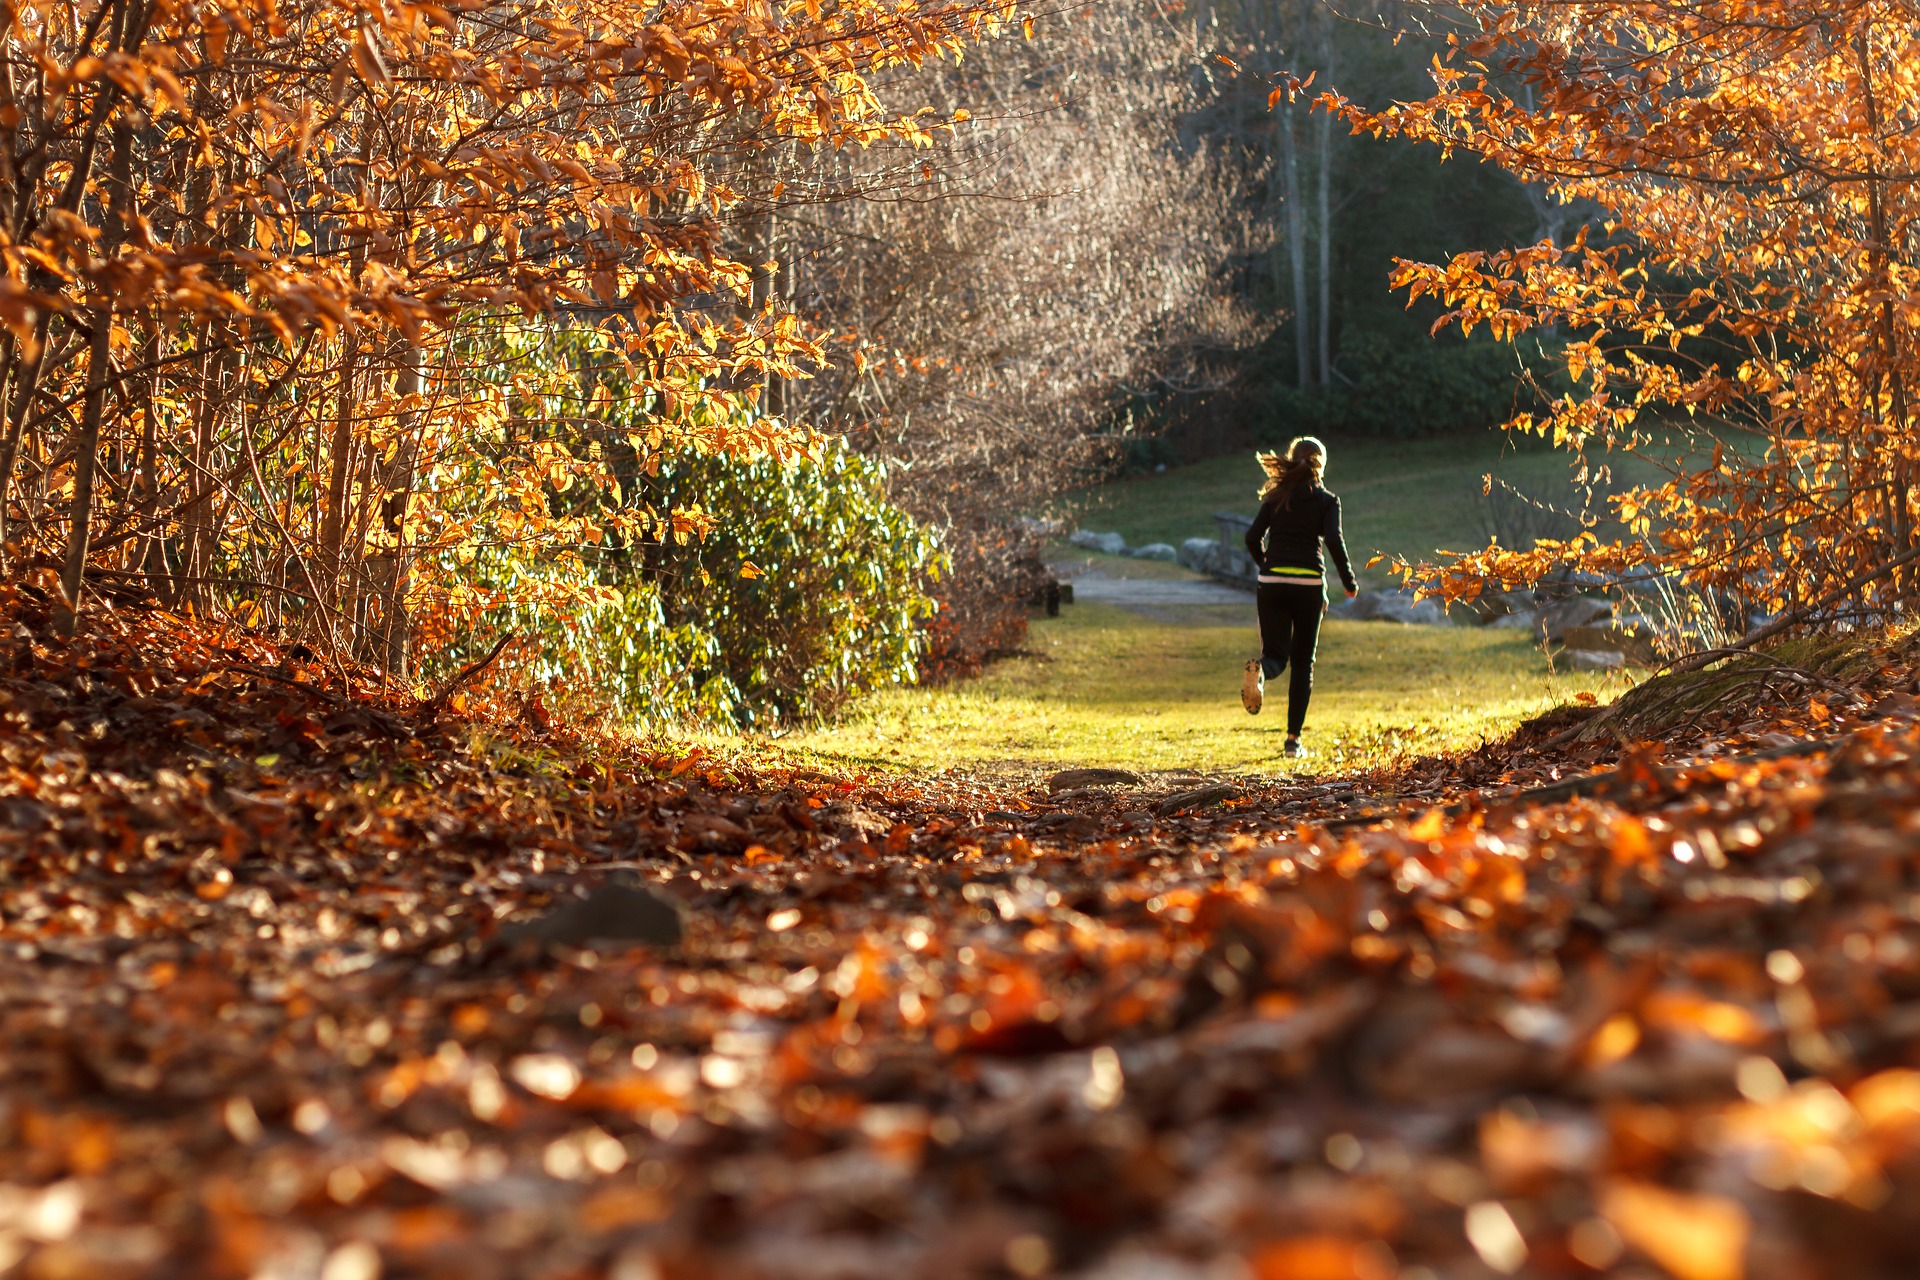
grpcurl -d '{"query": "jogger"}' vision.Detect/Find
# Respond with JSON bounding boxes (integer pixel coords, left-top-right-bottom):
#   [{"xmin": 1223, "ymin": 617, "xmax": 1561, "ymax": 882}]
[
  {"xmin": 1255, "ymin": 581, "xmax": 1323, "ymax": 738},
  {"xmin": 1237, "ymin": 435, "xmax": 1358, "ymax": 756}
]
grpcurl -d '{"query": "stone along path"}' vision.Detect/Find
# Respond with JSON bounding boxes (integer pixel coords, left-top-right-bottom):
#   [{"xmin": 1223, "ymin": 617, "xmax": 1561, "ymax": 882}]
[{"xmin": 1048, "ymin": 553, "xmax": 1252, "ymax": 621}]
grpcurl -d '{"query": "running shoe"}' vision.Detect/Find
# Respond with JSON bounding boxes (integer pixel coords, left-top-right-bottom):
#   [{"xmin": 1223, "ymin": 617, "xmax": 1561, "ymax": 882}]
[
  {"xmin": 1283, "ymin": 738, "xmax": 1304, "ymax": 758},
  {"xmin": 1241, "ymin": 659, "xmax": 1263, "ymax": 715}
]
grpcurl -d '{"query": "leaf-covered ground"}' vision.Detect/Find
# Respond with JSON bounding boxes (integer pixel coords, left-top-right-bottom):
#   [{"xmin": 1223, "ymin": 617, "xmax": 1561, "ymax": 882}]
[{"xmin": 6, "ymin": 589, "xmax": 1920, "ymax": 1280}]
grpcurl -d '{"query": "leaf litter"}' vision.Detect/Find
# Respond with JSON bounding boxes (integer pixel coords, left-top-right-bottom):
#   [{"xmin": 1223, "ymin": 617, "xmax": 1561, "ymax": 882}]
[{"xmin": 7, "ymin": 588, "xmax": 1920, "ymax": 1278}]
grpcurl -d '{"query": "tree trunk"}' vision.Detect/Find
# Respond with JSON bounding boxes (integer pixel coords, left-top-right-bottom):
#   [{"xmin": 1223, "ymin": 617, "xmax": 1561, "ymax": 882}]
[
  {"xmin": 1314, "ymin": 101, "xmax": 1334, "ymax": 388},
  {"xmin": 57, "ymin": 315, "xmax": 111, "ymax": 634},
  {"xmin": 370, "ymin": 348, "xmax": 421, "ymax": 678},
  {"xmin": 1855, "ymin": 29, "xmax": 1914, "ymax": 589},
  {"xmin": 137, "ymin": 330, "xmax": 166, "ymax": 591},
  {"xmin": 317, "ymin": 334, "xmax": 359, "ymax": 644},
  {"xmin": 177, "ymin": 331, "xmax": 229, "ymax": 612},
  {"xmin": 0, "ymin": 321, "xmax": 48, "ymax": 564},
  {"xmin": 1280, "ymin": 102, "xmax": 1312, "ymax": 388},
  {"xmin": 60, "ymin": 103, "xmax": 135, "ymax": 630}
]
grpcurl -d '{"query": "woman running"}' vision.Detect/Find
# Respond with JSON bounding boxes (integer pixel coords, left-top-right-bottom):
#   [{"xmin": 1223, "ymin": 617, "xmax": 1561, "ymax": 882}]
[{"xmin": 1239, "ymin": 436, "xmax": 1357, "ymax": 757}]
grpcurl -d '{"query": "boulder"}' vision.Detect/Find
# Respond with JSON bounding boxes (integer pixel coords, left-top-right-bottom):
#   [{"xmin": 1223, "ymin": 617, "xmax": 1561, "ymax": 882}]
[
  {"xmin": 501, "ymin": 880, "xmax": 683, "ymax": 951},
  {"xmin": 1566, "ymin": 648, "xmax": 1626, "ymax": 672},
  {"xmin": 1561, "ymin": 622, "xmax": 1659, "ymax": 666},
  {"xmin": 1536, "ymin": 596, "xmax": 1613, "ymax": 644},
  {"xmin": 1178, "ymin": 538, "xmax": 1218, "ymax": 572},
  {"xmin": 1128, "ymin": 543, "xmax": 1178, "ymax": 562},
  {"xmin": 1463, "ymin": 590, "xmax": 1537, "ymax": 625},
  {"xmin": 1180, "ymin": 538, "xmax": 1258, "ymax": 582},
  {"xmin": 1335, "ymin": 590, "xmax": 1450, "ymax": 626},
  {"xmin": 1490, "ymin": 610, "xmax": 1539, "ymax": 630},
  {"xmin": 1069, "ymin": 530, "xmax": 1128, "ymax": 556},
  {"xmin": 1215, "ymin": 545, "xmax": 1260, "ymax": 581},
  {"xmin": 1397, "ymin": 597, "xmax": 1452, "ymax": 626}
]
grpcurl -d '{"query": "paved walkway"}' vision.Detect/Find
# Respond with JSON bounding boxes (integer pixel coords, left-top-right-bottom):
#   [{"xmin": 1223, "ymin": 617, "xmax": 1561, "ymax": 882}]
[
  {"xmin": 1068, "ymin": 574, "xmax": 1251, "ymax": 607},
  {"xmin": 1049, "ymin": 552, "xmax": 1255, "ymax": 618}
]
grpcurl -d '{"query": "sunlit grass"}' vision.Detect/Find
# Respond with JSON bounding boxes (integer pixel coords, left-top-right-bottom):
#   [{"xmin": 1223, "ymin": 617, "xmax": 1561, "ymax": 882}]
[{"xmin": 781, "ymin": 601, "xmax": 1631, "ymax": 776}]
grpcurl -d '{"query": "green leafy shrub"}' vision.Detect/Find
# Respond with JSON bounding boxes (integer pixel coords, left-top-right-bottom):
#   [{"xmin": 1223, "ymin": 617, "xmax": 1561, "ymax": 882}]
[
  {"xmin": 645, "ymin": 441, "xmax": 942, "ymax": 726},
  {"xmin": 421, "ymin": 322, "xmax": 939, "ymax": 728},
  {"xmin": 436, "ymin": 437, "xmax": 939, "ymax": 729}
]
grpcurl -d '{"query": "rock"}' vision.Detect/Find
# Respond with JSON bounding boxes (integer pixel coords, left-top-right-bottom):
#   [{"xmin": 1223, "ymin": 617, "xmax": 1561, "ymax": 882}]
[
  {"xmin": 1537, "ymin": 596, "xmax": 1613, "ymax": 644},
  {"xmin": 1157, "ymin": 783, "xmax": 1238, "ymax": 815},
  {"xmin": 1046, "ymin": 767, "xmax": 1143, "ymax": 793},
  {"xmin": 824, "ymin": 802, "xmax": 892, "ymax": 841},
  {"xmin": 1128, "ymin": 543, "xmax": 1177, "ymax": 562},
  {"xmin": 678, "ymin": 812, "xmax": 751, "ymax": 851},
  {"xmin": 1566, "ymin": 648, "xmax": 1626, "ymax": 671},
  {"xmin": 1561, "ymin": 623, "xmax": 1659, "ymax": 666},
  {"xmin": 1336, "ymin": 590, "xmax": 1450, "ymax": 626},
  {"xmin": 1175, "ymin": 538, "xmax": 1258, "ymax": 582},
  {"xmin": 503, "ymin": 880, "xmax": 683, "ymax": 951},
  {"xmin": 1491, "ymin": 611, "xmax": 1539, "ymax": 630},
  {"xmin": 1177, "ymin": 538, "xmax": 1218, "ymax": 572},
  {"xmin": 1069, "ymin": 530, "xmax": 1128, "ymax": 556},
  {"xmin": 1464, "ymin": 590, "xmax": 1537, "ymax": 625}
]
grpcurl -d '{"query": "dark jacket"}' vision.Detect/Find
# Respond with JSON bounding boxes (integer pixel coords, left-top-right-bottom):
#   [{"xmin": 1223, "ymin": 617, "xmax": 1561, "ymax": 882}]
[{"xmin": 1245, "ymin": 483, "xmax": 1356, "ymax": 593}]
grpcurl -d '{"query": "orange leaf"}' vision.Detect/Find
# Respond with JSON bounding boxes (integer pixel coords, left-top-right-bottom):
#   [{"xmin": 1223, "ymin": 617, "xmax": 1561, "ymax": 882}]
[
  {"xmin": 1250, "ymin": 1236, "xmax": 1394, "ymax": 1280},
  {"xmin": 1600, "ymin": 1181, "xmax": 1749, "ymax": 1280}
]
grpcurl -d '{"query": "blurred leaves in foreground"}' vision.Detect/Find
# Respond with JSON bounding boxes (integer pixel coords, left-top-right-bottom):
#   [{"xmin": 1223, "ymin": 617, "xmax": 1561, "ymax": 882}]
[{"xmin": 8, "ymin": 590, "xmax": 1920, "ymax": 1278}]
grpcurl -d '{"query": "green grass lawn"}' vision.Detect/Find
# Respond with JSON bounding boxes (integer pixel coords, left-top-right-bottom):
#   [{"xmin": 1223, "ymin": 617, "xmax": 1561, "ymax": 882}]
[
  {"xmin": 783, "ymin": 601, "xmax": 1630, "ymax": 776},
  {"xmin": 1054, "ymin": 433, "xmax": 1684, "ymax": 586}
]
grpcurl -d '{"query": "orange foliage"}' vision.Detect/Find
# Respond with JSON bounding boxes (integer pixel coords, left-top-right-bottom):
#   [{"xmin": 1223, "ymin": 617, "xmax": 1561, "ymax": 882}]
[
  {"xmin": 0, "ymin": 0, "xmax": 1016, "ymax": 659},
  {"xmin": 1326, "ymin": 1, "xmax": 1920, "ymax": 619}
]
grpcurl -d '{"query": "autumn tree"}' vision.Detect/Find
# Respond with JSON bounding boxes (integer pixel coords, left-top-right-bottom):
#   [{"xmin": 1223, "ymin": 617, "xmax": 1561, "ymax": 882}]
[
  {"xmin": 1329, "ymin": 0, "xmax": 1920, "ymax": 624},
  {"xmin": 1, "ymin": 0, "xmax": 1017, "ymax": 668}
]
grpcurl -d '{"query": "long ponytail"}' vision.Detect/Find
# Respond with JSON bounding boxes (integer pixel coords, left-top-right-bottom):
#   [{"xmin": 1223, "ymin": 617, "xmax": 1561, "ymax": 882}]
[{"xmin": 1257, "ymin": 436, "xmax": 1327, "ymax": 508}]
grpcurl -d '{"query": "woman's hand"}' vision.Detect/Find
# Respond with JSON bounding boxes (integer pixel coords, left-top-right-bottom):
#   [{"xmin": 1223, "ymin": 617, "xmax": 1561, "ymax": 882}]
[{"xmin": 1345, "ymin": 587, "xmax": 1358, "ymax": 599}]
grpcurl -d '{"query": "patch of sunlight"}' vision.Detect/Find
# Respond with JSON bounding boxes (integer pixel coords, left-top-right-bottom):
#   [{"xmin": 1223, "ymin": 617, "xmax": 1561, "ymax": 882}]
[{"xmin": 778, "ymin": 602, "xmax": 1632, "ymax": 776}]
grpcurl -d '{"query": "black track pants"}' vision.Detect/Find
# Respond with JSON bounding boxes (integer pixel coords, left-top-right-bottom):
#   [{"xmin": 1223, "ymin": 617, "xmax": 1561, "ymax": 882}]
[{"xmin": 1256, "ymin": 582, "xmax": 1323, "ymax": 737}]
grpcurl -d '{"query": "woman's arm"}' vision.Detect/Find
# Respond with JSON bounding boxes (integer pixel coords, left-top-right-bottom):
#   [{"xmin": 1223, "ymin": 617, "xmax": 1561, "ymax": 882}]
[
  {"xmin": 1244, "ymin": 500, "xmax": 1273, "ymax": 564},
  {"xmin": 1323, "ymin": 497, "xmax": 1358, "ymax": 595}
]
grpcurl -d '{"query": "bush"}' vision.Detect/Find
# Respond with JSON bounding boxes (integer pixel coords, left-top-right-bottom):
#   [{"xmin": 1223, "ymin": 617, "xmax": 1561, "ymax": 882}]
[
  {"xmin": 646, "ymin": 442, "xmax": 941, "ymax": 726},
  {"xmin": 426, "ymin": 436, "xmax": 939, "ymax": 730},
  {"xmin": 417, "ymin": 322, "xmax": 940, "ymax": 728}
]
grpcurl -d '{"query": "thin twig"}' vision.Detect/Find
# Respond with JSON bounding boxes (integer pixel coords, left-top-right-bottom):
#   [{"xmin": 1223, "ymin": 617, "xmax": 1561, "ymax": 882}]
[{"xmin": 426, "ymin": 633, "xmax": 516, "ymax": 709}]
